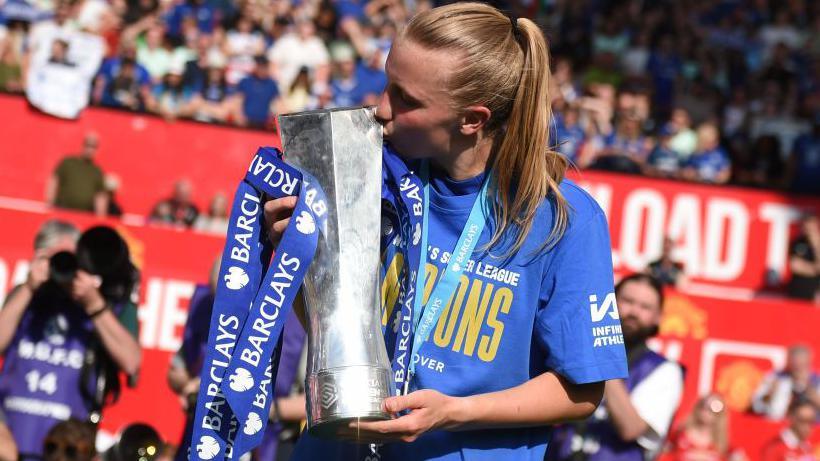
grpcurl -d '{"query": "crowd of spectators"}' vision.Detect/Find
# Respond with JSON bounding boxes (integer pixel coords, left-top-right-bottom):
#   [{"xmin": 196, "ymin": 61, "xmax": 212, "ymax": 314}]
[
  {"xmin": 544, "ymin": 0, "xmax": 820, "ymax": 193},
  {"xmin": 2, "ymin": 0, "xmax": 819, "ymax": 191},
  {"xmin": 0, "ymin": 0, "xmax": 394, "ymax": 128}
]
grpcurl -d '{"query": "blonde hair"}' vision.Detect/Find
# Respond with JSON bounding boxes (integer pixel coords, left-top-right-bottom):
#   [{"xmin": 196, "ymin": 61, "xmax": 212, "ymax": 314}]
[
  {"xmin": 402, "ymin": 3, "xmax": 568, "ymax": 253},
  {"xmin": 683, "ymin": 394, "xmax": 729, "ymax": 455}
]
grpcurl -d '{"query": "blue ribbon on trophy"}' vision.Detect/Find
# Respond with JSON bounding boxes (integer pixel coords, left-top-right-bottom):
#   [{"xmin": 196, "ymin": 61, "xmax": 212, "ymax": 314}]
[{"xmin": 189, "ymin": 147, "xmax": 326, "ymax": 461}]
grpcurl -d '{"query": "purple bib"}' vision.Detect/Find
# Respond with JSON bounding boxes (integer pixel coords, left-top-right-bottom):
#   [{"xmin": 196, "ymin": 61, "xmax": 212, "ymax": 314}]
[
  {"xmin": 0, "ymin": 286, "xmax": 118, "ymax": 456},
  {"xmin": 547, "ymin": 347, "xmax": 670, "ymax": 461}
]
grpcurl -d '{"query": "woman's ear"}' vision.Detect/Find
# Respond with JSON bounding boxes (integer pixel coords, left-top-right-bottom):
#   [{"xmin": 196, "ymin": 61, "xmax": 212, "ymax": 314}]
[{"xmin": 460, "ymin": 106, "xmax": 492, "ymax": 135}]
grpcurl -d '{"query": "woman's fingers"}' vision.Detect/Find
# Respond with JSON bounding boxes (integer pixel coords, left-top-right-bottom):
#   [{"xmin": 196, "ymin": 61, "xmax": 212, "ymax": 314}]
[{"xmin": 263, "ymin": 196, "xmax": 298, "ymax": 244}]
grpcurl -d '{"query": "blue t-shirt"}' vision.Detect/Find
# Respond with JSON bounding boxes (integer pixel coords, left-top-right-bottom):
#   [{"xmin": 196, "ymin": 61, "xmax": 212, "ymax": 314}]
[
  {"xmin": 330, "ymin": 64, "xmax": 386, "ymax": 107},
  {"xmin": 686, "ymin": 147, "xmax": 730, "ymax": 183},
  {"xmin": 647, "ymin": 145, "xmax": 681, "ymax": 176},
  {"xmin": 237, "ymin": 75, "xmax": 279, "ymax": 125},
  {"xmin": 97, "ymin": 57, "xmax": 152, "ymax": 109},
  {"xmin": 164, "ymin": 2, "xmax": 215, "ymax": 38},
  {"xmin": 333, "ymin": 0, "xmax": 368, "ymax": 20},
  {"xmin": 292, "ymin": 166, "xmax": 628, "ymax": 460}
]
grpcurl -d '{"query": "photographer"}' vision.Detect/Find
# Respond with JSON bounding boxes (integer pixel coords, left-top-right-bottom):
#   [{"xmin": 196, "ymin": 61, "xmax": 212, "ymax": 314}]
[{"xmin": 0, "ymin": 223, "xmax": 142, "ymax": 458}]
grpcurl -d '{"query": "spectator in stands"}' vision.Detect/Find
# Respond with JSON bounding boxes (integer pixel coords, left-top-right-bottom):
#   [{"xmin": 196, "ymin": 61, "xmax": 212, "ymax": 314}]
[
  {"xmin": 0, "ymin": 224, "xmax": 141, "ymax": 458},
  {"xmin": 93, "ymin": 43, "xmax": 155, "ymax": 111},
  {"xmin": 188, "ymin": 64, "xmax": 233, "ymax": 122},
  {"xmin": 662, "ymin": 394, "xmax": 738, "ymax": 461},
  {"xmin": 282, "ymin": 66, "xmax": 318, "ymax": 113},
  {"xmin": 163, "ymin": 0, "xmax": 215, "ymax": 44},
  {"xmin": 645, "ymin": 125, "xmax": 682, "ymax": 179},
  {"xmin": 0, "ymin": 409, "xmax": 17, "ymax": 461},
  {"xmin": 152, "ymin": 64, "xmax": 195, "ymax": 121},
  {"xmin": 229, "ymin": 55, "xmax": 279, "ymax": 129},
  {"xmin": 267, "ymin": 16, "xmax": 330, "ymax": 95},
  {"xmin": 167, "ymin": 257, "xmax": 306, "ymax": 461},
  {"xmin": 682, "ymin": 122, "xmax": 731, "ymax": 184},
  {"xmin": 786, "ymin": 214, "xmax": 820, "ymax": 302},
  {"xmin": 752, "ymin": 344, "xmax": 820, "ymax": 420},
  {"xmin": 760, "ymin": 400, "xmax": 818, "ymax": 461},
  {"xmin": 149, "ymin": 179, "xmax": 199, "ymax": 228},
  {"xmin": 193, "ymin": 192, "xmax": 228, "ymax": 235},
  {"xmin": 647, "ymin": 236, "xmax": 687, "ymax": 288},
  {"xmin": 41, "ymin": 419, "xmax": 96, "ymax": 461},
  {"xmin": 46, "ymin": 133, "xmax": 108, "ymax": 216},
  {"xmin": 554, "ymin": 105, "xmax": 586, "ymax": 164},
  {"xmin": 786, "ymin": 116, "xmax": 820, "ymax": 196},
  {"xmin": 180, "ymin": 34, "xmax": 213, "ymax": 92},
  {"xmin": 667, "ymin": 108, "xmax": 698, "ymax": 160},
  {"xmin": 548, "ymin": 273, "xmax": 684, "ymax": 461},
  {"xmin": 0, "ymin": 18, "xmax": 30, "ymax": 92},
  {"xmin": 328, "ymin": 41, "xmax": 383, "ymax": 108},
  {"xmin": 589, "ymin": 112, "xmax": 652, "ymax": 174},
  {"xmin": 132, "ymin": 21, "xmax": 173, "ymax": 84},
  {"xmin": 224, "ymin": 14, "xmax": 266, "ymax": 86}
]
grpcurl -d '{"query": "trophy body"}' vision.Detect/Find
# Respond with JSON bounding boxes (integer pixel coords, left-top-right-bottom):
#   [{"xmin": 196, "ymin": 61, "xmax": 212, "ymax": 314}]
[{"xmin": 277, "ymin": 108, "xmax": 393, "ymax": 438}]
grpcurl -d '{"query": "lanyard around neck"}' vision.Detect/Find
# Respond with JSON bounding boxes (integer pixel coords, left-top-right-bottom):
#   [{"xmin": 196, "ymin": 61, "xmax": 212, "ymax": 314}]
[{"xmin": 405, "ymin": 161, "xmax": 491, "ymax": 387}]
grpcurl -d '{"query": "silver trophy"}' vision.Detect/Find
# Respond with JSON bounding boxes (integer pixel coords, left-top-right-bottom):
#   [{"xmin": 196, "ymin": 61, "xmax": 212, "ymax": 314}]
[{"xmin": 277, "ymin": 108, "xmax": 394, "ymax": 438}]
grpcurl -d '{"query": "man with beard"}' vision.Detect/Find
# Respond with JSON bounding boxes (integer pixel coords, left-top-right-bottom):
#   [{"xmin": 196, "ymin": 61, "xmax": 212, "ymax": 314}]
[{"xmin": 547, "ymin": 273, "xmax": 683, "ymax": 461}]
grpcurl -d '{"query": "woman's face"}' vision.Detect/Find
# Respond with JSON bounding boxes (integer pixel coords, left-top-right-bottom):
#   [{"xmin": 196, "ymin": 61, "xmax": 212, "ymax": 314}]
[{"xmin": 375, "ymin": 40, "xmax": 461, "ymax": 160}]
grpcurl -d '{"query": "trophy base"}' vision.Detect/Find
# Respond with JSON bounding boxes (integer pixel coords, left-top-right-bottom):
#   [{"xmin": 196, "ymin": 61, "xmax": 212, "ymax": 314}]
[{"xmin": 306, "ymin": 365, "xmax": 394, "ymax": 439}]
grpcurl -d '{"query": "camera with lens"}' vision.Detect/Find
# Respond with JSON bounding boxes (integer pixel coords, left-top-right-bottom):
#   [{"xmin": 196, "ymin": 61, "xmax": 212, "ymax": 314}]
[{"xmin": 46, "ymin": 226, "xmax": 138, "ymax": 304}]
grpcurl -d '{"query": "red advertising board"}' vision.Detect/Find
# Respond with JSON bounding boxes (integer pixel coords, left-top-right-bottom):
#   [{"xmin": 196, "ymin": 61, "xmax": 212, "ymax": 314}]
[
  {"xmin": 0, "ymin": 94, "xmax": 280, "ymax": 216},
  {"xmin": 0, "ymin": 205, "xmax": 818, "ymax": 459},
  {"xmin": 569, "ymin": 171, "xmax": 820, "ymax": 295}
]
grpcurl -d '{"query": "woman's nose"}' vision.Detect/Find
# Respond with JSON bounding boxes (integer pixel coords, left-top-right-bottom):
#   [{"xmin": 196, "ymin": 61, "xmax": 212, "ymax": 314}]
[{"xmin": 374, "ymin": 92, "xmax": 392, "ymax": 125}]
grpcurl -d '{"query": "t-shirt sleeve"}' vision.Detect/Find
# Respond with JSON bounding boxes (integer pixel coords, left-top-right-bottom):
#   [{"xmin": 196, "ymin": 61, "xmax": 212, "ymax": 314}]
[
  {"xmin": 631, "ymin": 361, "xmax": 684, "ymax": 451},
  {"xmin": 535, "ymin": 201, "xmax": 628, "ymax": 384},
  {"xmin": 117, "ymin": 302, "xmax": 140, "ymax": 339}
]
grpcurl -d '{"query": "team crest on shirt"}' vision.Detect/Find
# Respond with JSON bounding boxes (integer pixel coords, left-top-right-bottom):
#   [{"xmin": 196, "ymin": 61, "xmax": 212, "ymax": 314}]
[{"xmin": 44, "ymin": 314, "xmax": 69, "ymax": 346}]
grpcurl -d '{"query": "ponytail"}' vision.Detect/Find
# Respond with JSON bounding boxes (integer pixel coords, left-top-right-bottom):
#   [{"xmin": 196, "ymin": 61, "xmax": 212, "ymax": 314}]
[
  {"xmin": 490, "ymin": 17, "xmax": 568, "ymax": 253},
  {"xmin": 403, "ymin": 4, "xmax": 569, "ymax": 254}
]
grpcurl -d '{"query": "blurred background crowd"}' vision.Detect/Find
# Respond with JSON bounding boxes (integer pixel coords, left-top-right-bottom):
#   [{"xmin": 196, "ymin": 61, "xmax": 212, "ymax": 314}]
[{"xmin": 0, "ymin": 0, "xmax": 818, "ymax": 459}]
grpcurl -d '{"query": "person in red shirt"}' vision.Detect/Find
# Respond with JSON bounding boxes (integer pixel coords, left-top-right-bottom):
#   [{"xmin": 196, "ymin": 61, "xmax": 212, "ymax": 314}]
[
  {"xmin": 664, "ymin": 394, "xmax": 731, "ymax": 461},
  {"xmin": 761, "ymin": 400, "xmax": 818, "ymax": 461}
]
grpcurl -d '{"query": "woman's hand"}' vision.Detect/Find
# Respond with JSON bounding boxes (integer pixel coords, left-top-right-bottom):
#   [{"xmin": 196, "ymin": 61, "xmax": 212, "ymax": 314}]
[
  {"xmin": 180, "ymin": 377, "xmax": 201, "ymax": 411},
  {"xmin": 263, "ymin": 196, "xmax": 298, "ymax": 247},
  {"xmin": 71, "ymin": 270, "xmax": 106, "ymax": 315},
  {"xmin": 343, "ymin": 389, "xmax": 466, "ymax": 443}
]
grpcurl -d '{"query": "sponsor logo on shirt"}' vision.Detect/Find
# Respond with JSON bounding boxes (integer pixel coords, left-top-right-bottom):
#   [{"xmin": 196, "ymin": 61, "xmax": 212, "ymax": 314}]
[{"xmin": 589, "ymin": 293, "xmax": 619, "ymax": 322}]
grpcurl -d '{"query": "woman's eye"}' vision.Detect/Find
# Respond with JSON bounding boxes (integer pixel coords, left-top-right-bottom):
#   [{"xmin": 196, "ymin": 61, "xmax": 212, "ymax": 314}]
[{"xmin": 393, "ymin": 86, "xmax": 417, "ymax": 107}]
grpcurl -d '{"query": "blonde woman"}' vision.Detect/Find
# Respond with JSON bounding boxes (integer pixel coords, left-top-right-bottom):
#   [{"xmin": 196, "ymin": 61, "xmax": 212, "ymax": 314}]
[
  {"xmin": 265, "ymin": 3, "xmax": 627, "ymax": 459},
  {"xmin": 663, "ymin": 394, "xmax": 741, "ymax": 461}
]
